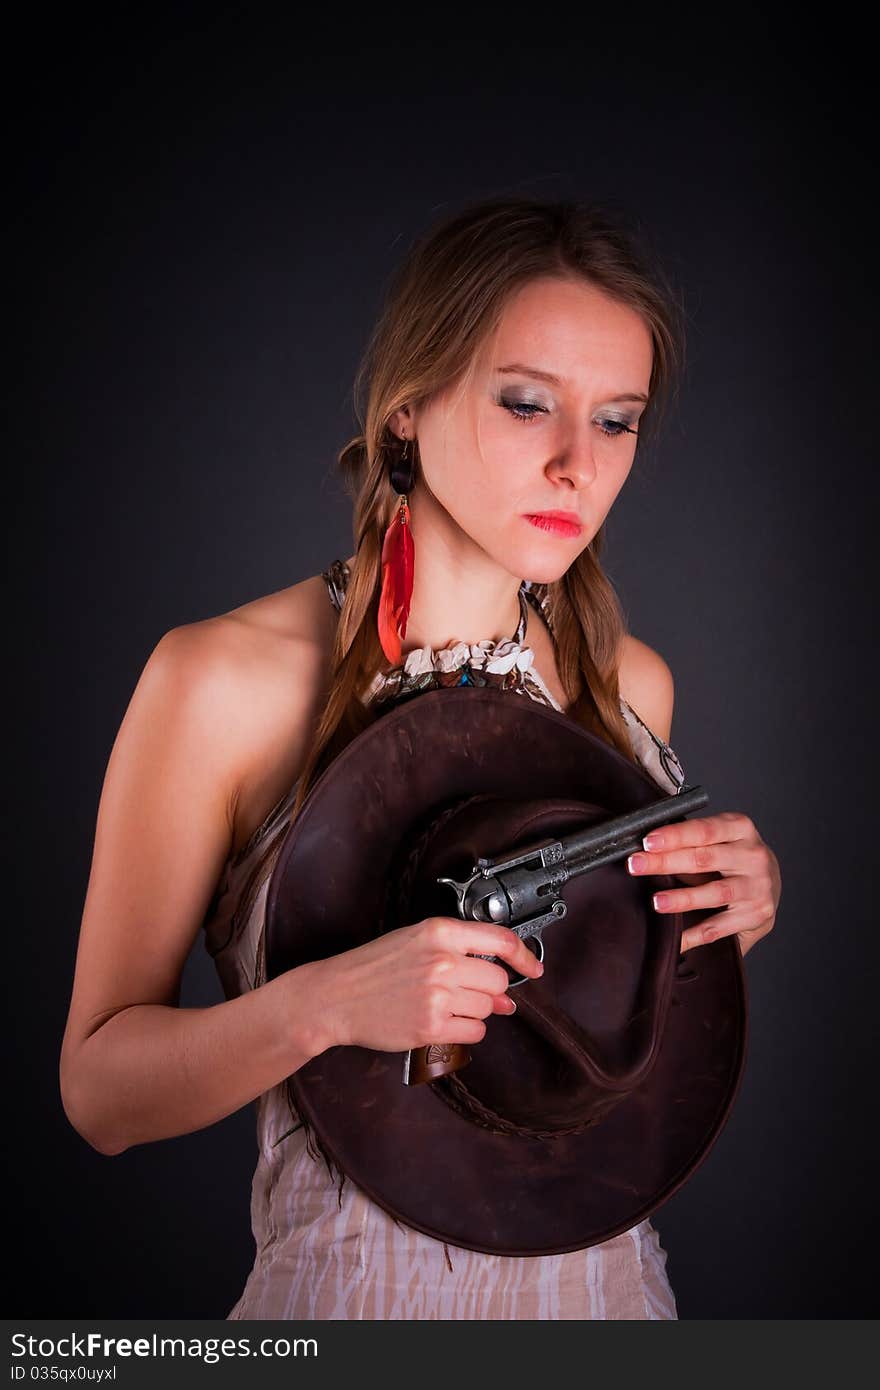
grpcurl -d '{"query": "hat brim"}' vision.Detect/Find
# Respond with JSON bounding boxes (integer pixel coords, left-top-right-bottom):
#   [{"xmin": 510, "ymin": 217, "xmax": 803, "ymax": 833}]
[{"xmin": 265, "ymin": 687, "xmax": 748, "ymax": 1256}]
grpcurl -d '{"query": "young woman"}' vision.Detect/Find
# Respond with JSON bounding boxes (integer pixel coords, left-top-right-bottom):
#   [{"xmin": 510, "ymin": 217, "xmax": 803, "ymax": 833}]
[{"xmin": 60, "ymin": 196, "xmax": 781, "ymax": 1319}]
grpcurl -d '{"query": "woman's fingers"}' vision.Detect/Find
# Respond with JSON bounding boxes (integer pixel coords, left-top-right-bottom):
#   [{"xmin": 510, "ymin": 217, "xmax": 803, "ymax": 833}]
[
  {"xmin": 443, "ymin": 986, "xmax": 510, "ymax": 1020},
  {"xmin": 455, "ymin": 953, "xmax": 519, "ymax": 996},
  {"xmin": 649, "ymin": 875, "xmax": 742, "ymax": 915},
  {"xmin": 627, "ymin": 841, "xmax": 757, "ymax": 879},
  {"xmin": 431, "ymin": 918, "xmax": 544, "ymax": 982}
]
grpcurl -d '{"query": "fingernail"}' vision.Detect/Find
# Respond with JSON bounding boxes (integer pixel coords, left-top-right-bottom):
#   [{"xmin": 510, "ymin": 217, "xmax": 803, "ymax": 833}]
[
  {"xmin": 506, "ymin": 998, "xmax": 517, "ymax": 1013},
  {"xmin": 627, "ymin": 853, "xmax": 647, "ymax": 874},
  {"xmin": 653, "ymin": 892, "xmax": 669, "ymax": 911},
  {"xmin": 643, "ymin": 833, "xmax": 662, "ymax": 850}
]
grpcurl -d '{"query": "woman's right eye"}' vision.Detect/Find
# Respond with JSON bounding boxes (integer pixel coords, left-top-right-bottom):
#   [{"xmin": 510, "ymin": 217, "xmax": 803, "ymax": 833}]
[{"xmin": 499, "ymin": 398, "xmax": 547, "ymax": 424}]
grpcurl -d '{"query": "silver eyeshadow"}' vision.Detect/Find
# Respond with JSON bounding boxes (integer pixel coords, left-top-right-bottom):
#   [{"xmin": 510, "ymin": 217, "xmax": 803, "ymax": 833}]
[{"xmin": 493, "ymin": 388, "xmax": 640, "ymax": 428}]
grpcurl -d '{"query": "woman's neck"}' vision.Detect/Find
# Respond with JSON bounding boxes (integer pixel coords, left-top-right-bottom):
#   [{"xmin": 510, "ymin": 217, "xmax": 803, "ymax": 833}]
[{"xmin": 346, "ymin": 543, "xmax": 525, "ymax": 655}]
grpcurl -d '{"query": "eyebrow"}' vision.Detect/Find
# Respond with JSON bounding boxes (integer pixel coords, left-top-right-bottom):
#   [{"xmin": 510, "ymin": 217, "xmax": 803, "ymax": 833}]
[{"xmin": 496, "ymin": 363, "xmax": 649, "ymax": 404}]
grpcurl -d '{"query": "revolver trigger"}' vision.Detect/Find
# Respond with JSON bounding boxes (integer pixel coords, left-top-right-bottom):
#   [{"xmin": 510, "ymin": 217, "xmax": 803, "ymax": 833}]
[{"xmin": 506, "ymin": 937, "xmax": 545, "ymax": 990}]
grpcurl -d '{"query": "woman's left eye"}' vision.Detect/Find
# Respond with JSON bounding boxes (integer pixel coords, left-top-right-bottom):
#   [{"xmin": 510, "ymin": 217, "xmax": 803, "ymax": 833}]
[
  {"xmin": 595, "ymin": 419, "xmax": 638, "ymax": 438},
  {"xmin": 500, "ymin": 399, "xmax": 637, "ymax": 438}
]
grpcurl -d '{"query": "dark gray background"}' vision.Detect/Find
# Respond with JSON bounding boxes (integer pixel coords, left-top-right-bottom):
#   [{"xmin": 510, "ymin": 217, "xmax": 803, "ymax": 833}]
[{"xmin": 10, "ymin": 18, "xmax": 876, "ymax": 1319}]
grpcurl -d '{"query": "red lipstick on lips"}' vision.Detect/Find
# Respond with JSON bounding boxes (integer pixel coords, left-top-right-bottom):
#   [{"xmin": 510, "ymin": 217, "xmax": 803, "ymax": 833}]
[{"xmin": 523, "ymin": 511, "xmax": 583, "ymax": 538}]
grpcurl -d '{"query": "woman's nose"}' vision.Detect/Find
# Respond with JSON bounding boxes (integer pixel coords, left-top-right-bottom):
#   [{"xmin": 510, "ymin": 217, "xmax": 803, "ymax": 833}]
[{"xmin": 547, "ymin": 428, "xmax": 599, "ymax": 489}]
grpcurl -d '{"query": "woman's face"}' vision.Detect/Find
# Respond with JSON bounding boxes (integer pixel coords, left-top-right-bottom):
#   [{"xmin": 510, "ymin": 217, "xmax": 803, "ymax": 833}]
[{"xmin": 406, "ymin": 275, "xmax": 654, "ymax": 586}]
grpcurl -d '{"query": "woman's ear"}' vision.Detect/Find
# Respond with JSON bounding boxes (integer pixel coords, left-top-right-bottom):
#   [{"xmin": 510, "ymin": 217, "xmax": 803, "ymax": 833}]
[{"xmin": 388, "ymin": 405, "xmax": 416, "ymax": 441}]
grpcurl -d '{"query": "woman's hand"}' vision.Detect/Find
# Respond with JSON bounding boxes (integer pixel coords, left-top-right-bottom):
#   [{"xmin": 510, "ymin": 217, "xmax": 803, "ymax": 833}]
[
  {"xmin": 304, "ymin": 917, "xmax": 545, "ymax": 1055},
  {"xmin": 626, "ymin": 811, "xmax": 781, "ymax": 958}
]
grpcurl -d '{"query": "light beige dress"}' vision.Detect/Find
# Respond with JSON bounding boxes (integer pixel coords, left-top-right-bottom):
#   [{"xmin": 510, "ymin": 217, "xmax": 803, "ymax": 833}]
[{"xmin": 202, "ymin": 560, "xmax": 687, "ymax": 1320}]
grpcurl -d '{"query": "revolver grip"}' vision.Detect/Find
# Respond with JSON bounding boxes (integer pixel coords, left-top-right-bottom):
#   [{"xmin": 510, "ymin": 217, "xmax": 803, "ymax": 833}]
[
  {"xmin": 401, "ymin": 947, "xmax": 541, "ymax": 1084},
  {"xmin": 403, "ymin": 1042, "xmax": 472, "ymax": 1086}
]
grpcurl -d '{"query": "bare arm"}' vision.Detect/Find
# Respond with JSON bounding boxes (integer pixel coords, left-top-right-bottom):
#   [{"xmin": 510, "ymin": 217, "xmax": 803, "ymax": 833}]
[
  {"xmin": 59, "ymin": 621, "xmax": 334, "ymax": 1156},
  {"xmin": 66, "ymin": 969, "xmax": 329, "ymax": 1156}
]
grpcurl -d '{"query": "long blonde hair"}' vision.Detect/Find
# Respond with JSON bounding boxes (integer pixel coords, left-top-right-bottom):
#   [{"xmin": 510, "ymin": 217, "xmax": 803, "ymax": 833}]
[{"xmin": 241, "ymin": 196, "xmax": 686, "ymax": 923}]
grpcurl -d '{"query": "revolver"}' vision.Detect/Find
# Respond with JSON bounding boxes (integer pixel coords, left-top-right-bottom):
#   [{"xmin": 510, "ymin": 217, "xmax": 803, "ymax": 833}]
[{"xmin": 402, "ymin": 783, "xmax": 709, "ymax": 1085}]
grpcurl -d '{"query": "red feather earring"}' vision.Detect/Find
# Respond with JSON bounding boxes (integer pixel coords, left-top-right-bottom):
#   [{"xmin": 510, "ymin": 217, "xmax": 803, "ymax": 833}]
[{"xmin": 377, "ymin": 431, "xmax": 416, "ymax": 666}]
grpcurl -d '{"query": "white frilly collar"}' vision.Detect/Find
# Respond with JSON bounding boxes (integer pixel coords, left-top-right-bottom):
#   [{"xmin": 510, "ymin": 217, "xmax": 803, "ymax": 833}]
[{"xmin": 399, "ymin": 633, "xmax": 537, "ymax": 679}]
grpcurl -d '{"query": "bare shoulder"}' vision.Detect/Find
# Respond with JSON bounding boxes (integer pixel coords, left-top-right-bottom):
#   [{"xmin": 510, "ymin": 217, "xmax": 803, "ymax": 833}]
[
  {"xmin": 617, "ymin": 634, "xmax": 675, "ymax": 745},
  {"xmin": 169, "ymin": 566, "xmax": 343, "ymax": 860}
]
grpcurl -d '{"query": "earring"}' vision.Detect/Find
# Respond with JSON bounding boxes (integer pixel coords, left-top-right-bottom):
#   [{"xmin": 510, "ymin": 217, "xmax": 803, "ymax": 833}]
[{"xmin": 377, "ymin": 432, "xmax": 416, "ymax": 666}]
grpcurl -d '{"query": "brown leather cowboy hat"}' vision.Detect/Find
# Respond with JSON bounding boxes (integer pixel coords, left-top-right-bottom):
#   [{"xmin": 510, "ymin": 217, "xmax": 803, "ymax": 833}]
[{"xmin": 264, "ymin": 687, "xmax": 748, "ymax": 1257}]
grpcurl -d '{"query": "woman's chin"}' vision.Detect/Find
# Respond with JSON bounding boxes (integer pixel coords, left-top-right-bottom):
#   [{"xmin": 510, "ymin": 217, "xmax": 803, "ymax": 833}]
[
  {"xmin": 476, "ymin": 530, "xmax": 582, "ymax": 587},
  {"xmin": 515, "ymin": 544, "xmax": 581, "ymax": 587}
]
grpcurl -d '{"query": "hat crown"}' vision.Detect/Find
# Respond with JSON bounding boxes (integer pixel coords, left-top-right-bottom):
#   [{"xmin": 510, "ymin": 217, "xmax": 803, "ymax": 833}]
[{"xmin": 397, "ymin": 793, "xmax": 677, "ymax": 1137}]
